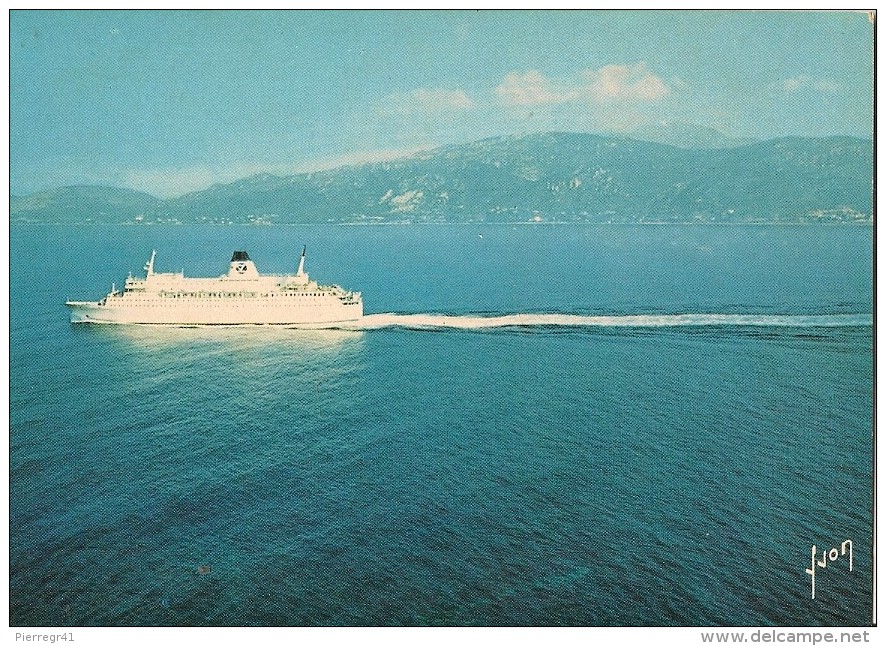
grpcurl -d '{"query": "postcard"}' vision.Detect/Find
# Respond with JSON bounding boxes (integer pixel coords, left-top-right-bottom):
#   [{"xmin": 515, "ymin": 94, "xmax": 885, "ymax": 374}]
[{"xmin": 8, "ymin": 9, "xmax": 875, "ymax": 641}]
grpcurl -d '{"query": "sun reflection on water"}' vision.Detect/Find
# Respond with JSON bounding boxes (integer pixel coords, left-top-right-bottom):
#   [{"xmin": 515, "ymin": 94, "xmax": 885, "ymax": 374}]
[{"xmin": 74, "ymin": 323, "xmax": 365, "ymax": 353}]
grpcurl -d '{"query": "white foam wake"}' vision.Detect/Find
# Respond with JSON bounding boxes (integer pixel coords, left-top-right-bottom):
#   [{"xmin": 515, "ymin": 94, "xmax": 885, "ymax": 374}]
[{"xmin": 332, "ymin": 312, "xmax": 872, "ymax": 331}]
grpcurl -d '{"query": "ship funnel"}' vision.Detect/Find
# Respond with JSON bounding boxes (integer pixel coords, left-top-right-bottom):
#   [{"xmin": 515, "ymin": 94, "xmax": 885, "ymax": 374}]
[
  {"xmin": 296, "ymin": 246, "xmax": 307, "ymax": 277},
  {"xmin": 227, "ymin": 250, "xmax": 260, "ymax": 279}
]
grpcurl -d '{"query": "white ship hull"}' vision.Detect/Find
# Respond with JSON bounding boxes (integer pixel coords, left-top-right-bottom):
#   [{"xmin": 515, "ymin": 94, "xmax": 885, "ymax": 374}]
[
  {"xmin": 66, "ymin": 298, "xmax": 363, "ymax": 325},
  {"xmin": 65, "ymin": 249, "xmax": 364, "ymax": 326}
]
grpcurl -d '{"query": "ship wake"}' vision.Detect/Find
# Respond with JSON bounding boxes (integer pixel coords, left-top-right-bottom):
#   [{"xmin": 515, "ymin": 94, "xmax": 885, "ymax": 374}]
[{"xmin": 328, "ymin": 312, "xmax": 872, "ymax": 331}]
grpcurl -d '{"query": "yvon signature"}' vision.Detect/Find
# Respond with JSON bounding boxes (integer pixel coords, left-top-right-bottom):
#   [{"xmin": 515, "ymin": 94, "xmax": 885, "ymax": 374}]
[{"xmin": 805, "ymin": 540, "xmax": 853, "ymax": 599}]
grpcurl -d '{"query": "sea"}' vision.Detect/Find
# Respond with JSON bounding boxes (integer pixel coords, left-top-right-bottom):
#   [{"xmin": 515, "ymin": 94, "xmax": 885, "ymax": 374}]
[{"xmin": 9, "ymin": 223, "xmax": 874, "ymax": 627}]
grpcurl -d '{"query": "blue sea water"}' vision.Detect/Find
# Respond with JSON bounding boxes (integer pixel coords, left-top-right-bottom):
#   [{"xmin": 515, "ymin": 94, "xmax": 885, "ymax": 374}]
[{"xmin": 9, "ymin": 224, "xmax": 873, "ymax": 626}]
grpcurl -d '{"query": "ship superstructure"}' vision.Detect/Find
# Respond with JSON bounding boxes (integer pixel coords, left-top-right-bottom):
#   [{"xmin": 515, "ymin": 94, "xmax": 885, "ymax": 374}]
[{"xmin": 65, "ymin": 248, "xmax": 363, "ymax": 325}]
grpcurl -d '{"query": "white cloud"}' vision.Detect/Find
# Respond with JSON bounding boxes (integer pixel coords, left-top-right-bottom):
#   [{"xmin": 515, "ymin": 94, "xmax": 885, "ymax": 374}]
[
  {"xmin": 783, "ymin": 75, "xmax": 840, "ymax": 94},
  {"xmin": 583, "ymin": 63, "xmax": 670, "ymax": 101},
  {"xmin": 494, "ymin": 70, "xmax": 575, "ymax": 106},
  {"xmin": 119, "ymin": 147, "xmax": 436, "ymax": 198},
  {"xmin": 495, "ymin": 63, "xmax": 671, "ymax": 108},
  {"xmin": 292, "ymin": 146, "xmax": 435, "ymax": 173},
  {"xmin": 121, "ymin": 167, "xmax": 223, "ymax": 198},
  {"xmin": 378, "ymin": 87, "xmax": 475, "ymax": 117},
  {"xmin": 783, "ymin": 75, "xmax": 808, "ymax": 93}
]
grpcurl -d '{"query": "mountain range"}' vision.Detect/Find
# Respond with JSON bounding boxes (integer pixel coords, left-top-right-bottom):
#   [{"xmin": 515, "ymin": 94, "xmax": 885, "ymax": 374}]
[{"xmin": 10, "ymin": 131, "xmax": 873, "ymax": 225}]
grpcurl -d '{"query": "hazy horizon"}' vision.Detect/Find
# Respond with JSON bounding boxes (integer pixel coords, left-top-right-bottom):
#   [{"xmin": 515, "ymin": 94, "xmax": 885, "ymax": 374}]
[{"xmin": 9, "ymin": 128, "xmax": 875, "ymax": 201}]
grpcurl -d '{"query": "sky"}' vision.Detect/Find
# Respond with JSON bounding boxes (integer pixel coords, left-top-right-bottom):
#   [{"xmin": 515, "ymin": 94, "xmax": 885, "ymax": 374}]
[{"xmin": 9, "ymin": 9, "xmax": 875, "ymax": 198}]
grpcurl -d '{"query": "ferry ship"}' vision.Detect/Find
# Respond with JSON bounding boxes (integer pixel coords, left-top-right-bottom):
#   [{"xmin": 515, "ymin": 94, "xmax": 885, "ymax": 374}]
[{"xmin": 65, "ymin": 248, "xmax": 363, "ymax": 325}]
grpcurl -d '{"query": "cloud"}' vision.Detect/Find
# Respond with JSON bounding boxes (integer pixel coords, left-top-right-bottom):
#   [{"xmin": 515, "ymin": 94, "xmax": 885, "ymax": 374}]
[
  {"xmin": 494, "ymin": 70, "xmax": 575, "ymax": 106},
  {"xmin": 495, "ymin": 63, "xmax": 671, "ymax": 107},
  {"xmin": 783, "ymin": 75, "xmax": 840, "ymax": 94},
  {"xmin": 292, "ymin": 146, "xmax": 435, "ymax": 173},
  {"xmin": 378, "ymin": 87, "xmax": 475, "ymax": 117},
  {"xmin": 119, "ymin": 147, "xmax": 436, "ymax": 198},
  {"xmin": 121, "ymin": 166, "xmax": 246, "ymax": 198},
  {"xmin": 583, "ymin": 63, "xmax": 670, "ymax": 101}
]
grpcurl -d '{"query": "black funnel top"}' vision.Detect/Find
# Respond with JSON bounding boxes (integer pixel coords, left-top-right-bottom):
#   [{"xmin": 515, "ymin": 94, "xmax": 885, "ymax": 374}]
[{"xmin": 231, "ymin": 251, "xmax": 250, "ymax": 262}]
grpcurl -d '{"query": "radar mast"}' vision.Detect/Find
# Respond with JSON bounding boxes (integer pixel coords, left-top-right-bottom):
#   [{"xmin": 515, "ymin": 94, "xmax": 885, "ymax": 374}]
[
  {"xmin": 144, "ymin": 250, "xmax": 156, "ymax": 277},
  {"xmin": 297, "ymin": 246, "xmax": 307, "ymax": 277}
]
